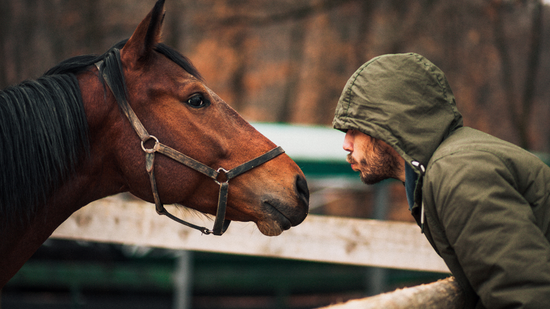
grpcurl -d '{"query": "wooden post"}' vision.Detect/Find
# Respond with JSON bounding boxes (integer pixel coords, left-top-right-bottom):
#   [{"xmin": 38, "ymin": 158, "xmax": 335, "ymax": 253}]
[
  {"xmin": 173, "ymin": 251, "xmax": 193, "ymax": 309},
  {"xmin": 317, "ymin": 277, "xmax": 464, "ymax": 309}
]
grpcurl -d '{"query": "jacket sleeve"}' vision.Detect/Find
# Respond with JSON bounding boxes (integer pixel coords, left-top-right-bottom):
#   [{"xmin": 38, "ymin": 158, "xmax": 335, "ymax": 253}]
[{"xmin": 425, "ymin": 151, "xmax": 550, "ymax": 309}]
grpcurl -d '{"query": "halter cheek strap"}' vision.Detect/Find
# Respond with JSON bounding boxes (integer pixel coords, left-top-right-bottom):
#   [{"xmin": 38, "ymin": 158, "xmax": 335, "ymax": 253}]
[{"xmin": 95, "ymin": 54, "xmax": 284, "ymax": 235}]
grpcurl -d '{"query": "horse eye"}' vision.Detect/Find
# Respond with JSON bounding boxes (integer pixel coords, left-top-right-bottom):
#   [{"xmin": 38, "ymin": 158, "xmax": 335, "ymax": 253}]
[{"xmin": 186, "ymin": 95, "xmax": 207, "ymax": 108}]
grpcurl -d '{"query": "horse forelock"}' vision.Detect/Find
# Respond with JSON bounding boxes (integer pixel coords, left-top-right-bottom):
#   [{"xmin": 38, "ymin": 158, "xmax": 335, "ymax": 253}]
[
  {"xmin": 0, "ymin": 74, "xmax": 89, "ymax": 226},
  {"xmin": 154, "ymin": 43, "xmax": 203, "ymax": 82},
  {"xmin": 98, "ymin": 42, "xmax": 204, "ymax": 118}
]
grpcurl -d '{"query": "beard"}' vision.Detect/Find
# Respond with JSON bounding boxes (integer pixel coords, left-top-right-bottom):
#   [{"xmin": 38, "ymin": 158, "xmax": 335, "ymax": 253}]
[{"xmin": 347, "ymin": 139, "xmax": 403, "ymax": 185}]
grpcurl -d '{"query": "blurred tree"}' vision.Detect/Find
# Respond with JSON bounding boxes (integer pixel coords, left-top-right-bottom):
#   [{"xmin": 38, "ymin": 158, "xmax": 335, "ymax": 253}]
[
  {"xmin": 491, "ymin": 0, "xmax": 543, "ymax": 150},
  {"xmin": 1, "ymin": 0, "xmax": 549, "ymax": 151},
  {"xmin": 0, "ymin": 0, "xmax": 7, "ymax": 87}
]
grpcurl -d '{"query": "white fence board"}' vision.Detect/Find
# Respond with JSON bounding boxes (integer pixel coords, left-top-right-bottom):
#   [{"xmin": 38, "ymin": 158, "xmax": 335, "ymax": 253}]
[{"xmin": 51, "ymin": 195, "xmax": 449, "ymax": 273}]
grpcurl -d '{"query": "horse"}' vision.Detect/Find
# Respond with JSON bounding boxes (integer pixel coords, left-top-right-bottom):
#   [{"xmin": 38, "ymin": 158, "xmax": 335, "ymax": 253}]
[{"xmin": 0, "ymin": 0, "xmax": 309, "ymax": 289}]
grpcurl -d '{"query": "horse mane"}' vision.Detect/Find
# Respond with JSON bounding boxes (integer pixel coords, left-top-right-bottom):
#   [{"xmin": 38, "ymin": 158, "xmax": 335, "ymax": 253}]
[
  {"xmin": 0, "ymin": 72, "xmax": 89, "ymax": 226},
  {"xmin": 1, "ymin": 40, "xmax": 202, "ymax": 226}
]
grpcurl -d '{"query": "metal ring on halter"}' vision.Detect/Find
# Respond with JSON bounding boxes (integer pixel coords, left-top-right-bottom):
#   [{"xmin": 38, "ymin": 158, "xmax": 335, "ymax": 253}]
[
  {"xmin": 141, "ymin": 135, "xmax": 160, "ymax": 153},
  {"xmin": 215, "ymin": 167, "xmax": 230, "ymax": 185},
  {"xmin": 216, "ymin": 167, "xmax": 229, "ymax": 174}
]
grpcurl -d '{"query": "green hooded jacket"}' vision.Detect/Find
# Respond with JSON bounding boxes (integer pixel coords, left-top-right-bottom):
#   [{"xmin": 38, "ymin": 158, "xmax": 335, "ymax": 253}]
[{"xmin": 333, "ymin": 53, "xmax": 550, "ymax": 308}]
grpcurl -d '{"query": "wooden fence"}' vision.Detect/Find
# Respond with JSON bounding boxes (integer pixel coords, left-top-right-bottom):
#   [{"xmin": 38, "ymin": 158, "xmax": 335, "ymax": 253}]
[{"xmin": 51, "ymin": 195, "xmax": 449, "ymax": 274}]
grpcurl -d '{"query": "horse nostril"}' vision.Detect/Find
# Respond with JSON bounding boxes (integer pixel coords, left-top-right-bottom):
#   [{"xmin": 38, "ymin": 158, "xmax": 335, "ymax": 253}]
[{"xmin": 295, "ymin": 174, "xmax": 310, "ymax": 205}]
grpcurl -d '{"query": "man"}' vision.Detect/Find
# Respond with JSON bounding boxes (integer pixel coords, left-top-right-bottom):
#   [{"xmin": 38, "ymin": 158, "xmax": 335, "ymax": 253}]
[{"xmin": 333, "ymin": 53, "xmax": 550, "ymax": 308}]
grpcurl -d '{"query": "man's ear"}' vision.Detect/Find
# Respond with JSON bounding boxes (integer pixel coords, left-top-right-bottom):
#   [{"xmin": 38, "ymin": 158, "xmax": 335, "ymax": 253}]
[{"xmin": 120, "ymin": 0, "xmax": 165, "ymax": 69}]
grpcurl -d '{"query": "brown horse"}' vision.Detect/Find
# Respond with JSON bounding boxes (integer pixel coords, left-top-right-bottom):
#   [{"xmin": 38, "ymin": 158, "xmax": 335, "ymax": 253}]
[{"xmin": 0, "ymin": 0, "xmax": 308, "ymax": 288}]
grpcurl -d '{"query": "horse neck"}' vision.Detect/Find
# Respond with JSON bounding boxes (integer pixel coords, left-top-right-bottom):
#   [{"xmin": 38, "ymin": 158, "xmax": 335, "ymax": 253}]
[
  {"xmin": 0, "ymin": 69, "xmax": 127, "ymax": 289},
  {"xmin": 40, "ymin": 68, "xmax": 130, "ymax": 216}
]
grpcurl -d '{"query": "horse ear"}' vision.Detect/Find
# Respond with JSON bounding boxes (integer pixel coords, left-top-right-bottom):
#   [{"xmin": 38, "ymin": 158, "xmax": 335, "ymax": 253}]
[{"xmin": 121, "ymin": 0, "xmax": 165, "ymax": 67}]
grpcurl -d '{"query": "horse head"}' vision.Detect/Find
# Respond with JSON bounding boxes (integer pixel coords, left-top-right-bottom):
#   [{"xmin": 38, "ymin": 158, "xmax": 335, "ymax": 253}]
[{"xmin": 83, "ymin": 0, "xmax": 309, "ymax": 236}]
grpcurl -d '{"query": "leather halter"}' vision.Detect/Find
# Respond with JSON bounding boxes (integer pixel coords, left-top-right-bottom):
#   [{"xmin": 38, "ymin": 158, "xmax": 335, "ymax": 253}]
[{"xmin": 95, "ymin": 52, "xmax": 285, "ymax": 235}]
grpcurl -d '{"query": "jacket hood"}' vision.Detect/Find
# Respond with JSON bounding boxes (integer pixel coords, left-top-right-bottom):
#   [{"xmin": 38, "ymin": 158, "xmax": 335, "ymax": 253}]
[{"xmin": 333, "ymin": 53, "xmax": 463, "ymax": 169}]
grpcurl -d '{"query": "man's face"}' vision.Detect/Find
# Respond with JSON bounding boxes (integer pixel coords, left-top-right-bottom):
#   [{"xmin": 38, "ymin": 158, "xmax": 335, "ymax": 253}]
[{"xmin": 343, "ymin": 129, "xmax": 404, "ymax": 184}]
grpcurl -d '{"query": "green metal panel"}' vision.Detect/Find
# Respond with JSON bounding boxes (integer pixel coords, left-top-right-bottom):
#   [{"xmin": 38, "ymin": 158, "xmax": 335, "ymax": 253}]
[{"xmin": 296, "ymin": 160, "xmax": 356, "ymax": 178}]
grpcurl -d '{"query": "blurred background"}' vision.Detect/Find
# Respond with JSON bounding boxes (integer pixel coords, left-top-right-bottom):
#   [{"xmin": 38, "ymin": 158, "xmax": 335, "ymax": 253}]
[{"xmin": 1, "ymin": 0, "xmax": 550, "ymax": 308}]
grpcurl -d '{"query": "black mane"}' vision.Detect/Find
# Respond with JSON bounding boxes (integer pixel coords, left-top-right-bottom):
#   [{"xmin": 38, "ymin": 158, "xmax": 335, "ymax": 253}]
[
  {"xmin": 1, "ymin": 40, "xmax": 202, "ymax": 226},
  {"xmin": 0, "ymin": 72, "xmax": 88, "ymax": 226}
]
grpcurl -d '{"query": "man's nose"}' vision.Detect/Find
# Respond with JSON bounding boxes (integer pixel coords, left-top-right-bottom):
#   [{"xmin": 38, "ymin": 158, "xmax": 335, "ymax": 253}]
[{"xmin": 343, "ymin": 131, "xmax": 353, "ymax": 152}]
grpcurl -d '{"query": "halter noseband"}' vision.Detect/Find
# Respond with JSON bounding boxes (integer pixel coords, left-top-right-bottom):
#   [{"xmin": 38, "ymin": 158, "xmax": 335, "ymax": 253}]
[{"xmin": 95, "ymin": 53, "xmax": 284, "ymax": 235}]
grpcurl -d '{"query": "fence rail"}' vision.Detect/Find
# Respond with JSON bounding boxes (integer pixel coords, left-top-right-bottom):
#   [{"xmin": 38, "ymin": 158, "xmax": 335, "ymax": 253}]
[
  {"xmin": 318, "ymin": 277, "xmax": 464, "ymax": 309},
  {"xmin": 51, "ymin": 195, "xmax": 449, "ymax": 273}
]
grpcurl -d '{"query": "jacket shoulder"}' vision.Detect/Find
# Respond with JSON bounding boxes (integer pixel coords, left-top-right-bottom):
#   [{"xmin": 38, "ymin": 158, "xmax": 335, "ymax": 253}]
[{"xmin": 421, "ymin": 127, "xmax": 550, "ymax": 308}]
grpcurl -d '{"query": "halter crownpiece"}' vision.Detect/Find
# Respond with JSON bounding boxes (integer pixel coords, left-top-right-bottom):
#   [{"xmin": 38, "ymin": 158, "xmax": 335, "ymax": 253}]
[{"xmin": 95, "ymin": 52, "xmax": 285, "ymax": 235}]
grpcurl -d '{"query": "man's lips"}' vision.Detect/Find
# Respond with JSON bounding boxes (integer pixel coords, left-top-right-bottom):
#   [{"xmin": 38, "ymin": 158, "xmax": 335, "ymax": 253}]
[{"xmin": 346, "ymin": 154, "xmax": 358, "ymax": 171}]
